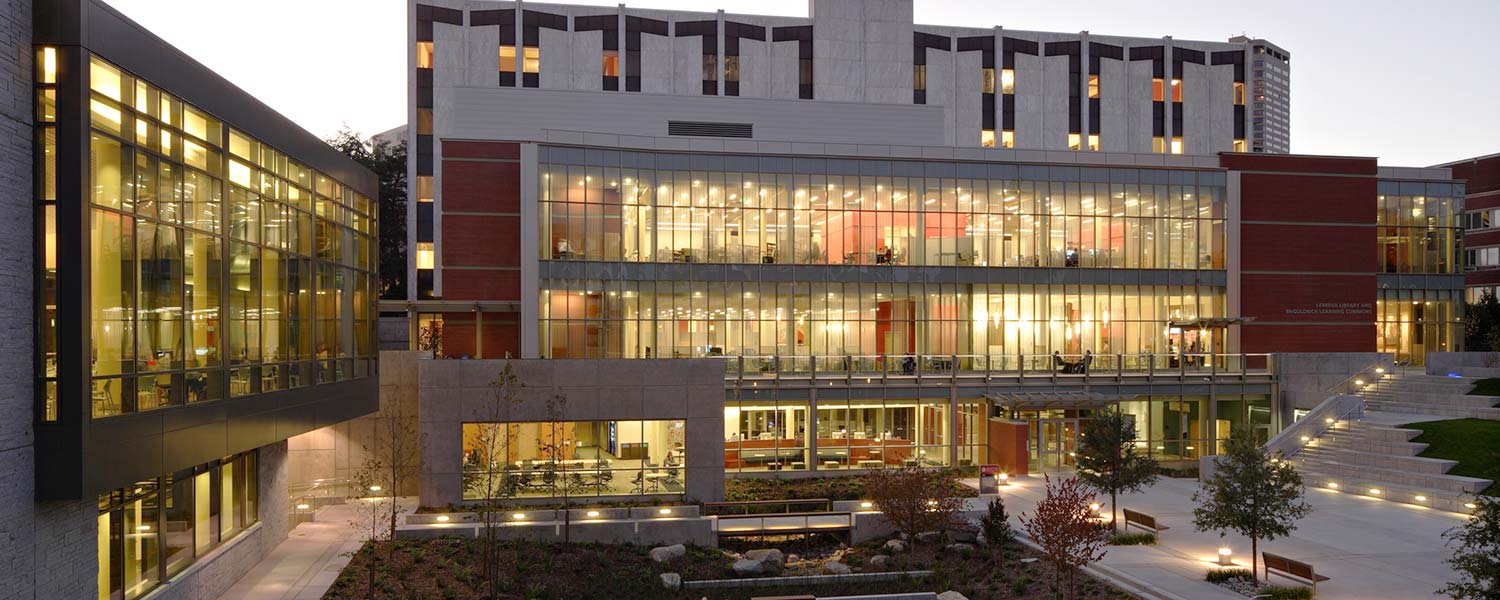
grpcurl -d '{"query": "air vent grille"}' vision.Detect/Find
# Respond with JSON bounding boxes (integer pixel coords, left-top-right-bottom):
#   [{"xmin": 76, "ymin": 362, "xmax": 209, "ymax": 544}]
[{"xmin": 667, "ymin": 120, "xmax": 753, "ymax": 138}]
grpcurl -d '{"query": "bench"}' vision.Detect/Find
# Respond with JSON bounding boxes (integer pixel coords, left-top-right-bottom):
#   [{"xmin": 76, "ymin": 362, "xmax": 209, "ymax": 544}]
[
  {"xmin": 1263, "ymin": 551, "xmax": 1330, "ymax": 591},
  {"xmin": 1121, "ymin": 508, "xmax": 1169, "ymax": 536}
]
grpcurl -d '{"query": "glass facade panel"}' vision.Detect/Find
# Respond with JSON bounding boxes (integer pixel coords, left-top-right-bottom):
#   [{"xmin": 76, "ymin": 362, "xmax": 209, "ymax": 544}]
[
  {"xmin": 1377, "ymin": 289, "xmax": 1462, "ymax": 365},
  {"xmin": 1378, "ymin": 188, "xmax": 1463, "ymax": 274},
  {"xmin": 462, "ymin": 420, "xmax": 686, "ymax": 499}
]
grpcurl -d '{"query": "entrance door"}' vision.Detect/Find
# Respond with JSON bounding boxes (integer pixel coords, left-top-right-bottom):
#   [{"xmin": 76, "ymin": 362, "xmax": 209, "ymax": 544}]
[{"xmin": 1035, "ymin": 418, "xmax": 1080, "ymax": 472}]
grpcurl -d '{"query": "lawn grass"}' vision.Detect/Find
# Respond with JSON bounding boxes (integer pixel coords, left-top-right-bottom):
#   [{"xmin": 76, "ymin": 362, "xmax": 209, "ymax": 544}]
[
  {"xmin": 1408, "ymin": 418, "xmax": 1500, "ymax": 496},
  {"xmin": 1470, "ymin": 378, "xmax": 1500, "ymax": 396}
]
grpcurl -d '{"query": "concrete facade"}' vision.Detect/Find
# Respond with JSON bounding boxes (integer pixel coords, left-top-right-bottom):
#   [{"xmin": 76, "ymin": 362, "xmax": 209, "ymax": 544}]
[
  {"xmin": 288, "ymin": 351, "xmax": 424, "ymax": 497},
  {"xmin": 1275, "ymin": 352, "xmax": 1392, "ymax": 411},
  {"xmin": 416, "ymin": 358, "xmax": 726, "ymax": 506}
]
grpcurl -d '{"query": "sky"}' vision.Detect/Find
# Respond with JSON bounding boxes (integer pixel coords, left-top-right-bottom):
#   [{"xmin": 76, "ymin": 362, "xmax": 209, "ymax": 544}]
[{"xmin": 103, "ymin": 0, "xmax": 1500, "ymax": 167}]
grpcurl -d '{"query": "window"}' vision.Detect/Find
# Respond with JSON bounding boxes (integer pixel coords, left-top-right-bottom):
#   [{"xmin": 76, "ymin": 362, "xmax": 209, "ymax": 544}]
[
  {"xmin": 1000, "ymin": 68, "xmax": 1015, "ymax": 94},
  {"xmin": 1087, "ymin": 134, "xmax": 1099, "ymax": 151},
  {"xmin": 1152, "ymin": 136, "xmax": 1166, "ymax": 153},
  {"xmin": 1170, "ymin": 137, "xmax": 1184, "ymax": 154},
  {"xmin": 1233, "ymin": 82, "xmax": 1246, "ymax": 105},
  {"xmin": 1152, "ymin": 78, "xmax": 1164, "ymax": 102},
  {"xmin": 981, "ymin": 130, "xmax": 995, "ymax": 148},
  {"xmin": 1067, "ymin": 133, "xmax": 1081, "ymax": 151},
  {"xmin": 499, "ymin": 46, "xmax": 517, "ymax": 72},
  {"xmin": 416, "ymin": 242, "xmax": 434, "ymax": 269},
  {"xmin": 913, "ymin": 64, "xmax": 927, "ymax": 91},
  {"xmin": 1001, "ymin": 130, "xmax": 1014, "ymax": 148},
  {"xmin": 725, "ymin": 56, "xmax": 740, "ymax": 83},
  {"xmin": 40, "ymin": 47, "xmax": 56, "ymax": 84},
  {"xmin": 462, "ymin": 420, "xmax": 687, "ymax": 499},
  {"xmin": 416, "ymin": 108, "xmax": 433, "ymax": 135},
  {"xmin": 1170, "ymin": 78, "xmax": 1182, "ymax": 102},
  {"xmin": 522, "ymin": 46, "xmax": 540, "ymax": 73},
  {"xmin": 982, "ymin": 68, "xmax": 995, "ymax": 94},
  {"xmin": 1087, "ymin": 74, "xmax": 1099, "ymax": 99},
  {"xmin": 416, "ymin": 41, "xmax": 434, "ymax": 69},
  {"xmin": 1232, "ymin": 139, "xmax": 1247, "ymax": 152},
  {"xmin": 417, "ymin": 176, "xmax": 434, "ymax": 203},
  {"xmin": 702, "ymin": 53, "xmax": 716, "ymax": 82},
  {"xmin": 602, "ymin": 50, "xmax": 619, "ymax": 77}
]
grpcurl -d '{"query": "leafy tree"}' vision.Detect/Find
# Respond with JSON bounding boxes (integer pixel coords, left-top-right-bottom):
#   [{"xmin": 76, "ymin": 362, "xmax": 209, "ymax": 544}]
[
  {"xmin": 1465, "ymin": 290, "xmax": 1500, "ymax": 353},
  {"xmin": 1021, "ymin": 475, "xmax": 1108, "ymax": 600},
  {"xmin": 979, "ymin": 496, "xmax": 1015, "ymax": 562},
  {"xmin": 1192, "ymin": 429, "xmax": 1311, "ymax": 580},
  {"xmin": 1440, "ymin": 495, "xmax": 1500, "ymax": 599},
  {"xmin": 1074, "ymin": 407, "xmax": 1159, "ymax": 532},
  {"xmin": 327, "ymin": 128, "xmax": 408, "ymax": 299},
  {"xmin": 864, "ymin": 467, "xmax": 968, "ymax": 539}
]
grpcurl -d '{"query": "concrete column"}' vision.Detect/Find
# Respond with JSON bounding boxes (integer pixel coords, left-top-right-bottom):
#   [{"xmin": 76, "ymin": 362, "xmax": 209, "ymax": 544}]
[
  {"xmin": 520, "ymin": 143, "xmax": 541, "ymax": 358},
  {"xmin": 1163, "ymin": 36, "xmax": 1174, "ymax": 148},
  {"xmin": 1226, "ymin": 170, "xmax": 1241, "ymax": 353},
  {"xmin": 1079, "ymin": 31, "xmax": 1089, "ymax": 147},
  {"xmin": 474, "ymin": 306, "xmax": 484, "ymax": 358},
  {"xmin": 716, "ymin": 10, "xmax": 725, "ymax": 96},
  {"xmin": 618, "ymin": 4, "xmax": 627, "ymax": 91},
  {"xmin": 808, "ymin": 386, "xmax": 819, "ymax": 472},
  {"xmin": 947, "ymin": 386, "xmax": 958, "ymax": 467}
]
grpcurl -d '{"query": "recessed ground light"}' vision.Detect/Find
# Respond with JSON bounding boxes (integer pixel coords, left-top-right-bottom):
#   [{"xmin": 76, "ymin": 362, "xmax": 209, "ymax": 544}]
[
  {"xmin": 369, "ymin": 485, "xmax": 382, "ymax": 492},
  {"xmin": 860, "ymin": 501, "xmax": 874, "ymax": 509},
  {"xmin": 1415, "ymin": 496, "xmax": 1428, "ymax": 501},
  {"xmin": 1369, "ymin": 489, "xmax": 1381, "ymax": 495},
  {"xmin": 586, "ymin": 511, "xmax": 600, "ymax": 518},
  {"xmin": 295, "ymin": 503, "xmax": 310, "ymax": 510},
  {"xmin": 1327, "ymin": 482, "xmax": 1339, "ymax": 489},
  {"xmin": 1465, "ymin": 502, "xmax": 1478, "ymax": 509},
  {"xmin": 436, "ymin": 515, "xmax": 450, "ymax": 522},
  {"xmin": 658, "ymin": 508, "xmax": 672, "ymax": 515},
  {"xmin": 1324, "ymin": 418, "xmax": 1334, "ymax": 424},
  {"xmin": 512, "ymin": 513, "xmax": 526, "ymax": 520}
]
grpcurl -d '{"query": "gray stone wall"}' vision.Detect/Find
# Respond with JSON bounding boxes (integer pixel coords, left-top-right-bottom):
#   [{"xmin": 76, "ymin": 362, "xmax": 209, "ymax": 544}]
[
  {"xmin": 288, "ymin": 350, "xmax": 423, "ymax": 496},
  {"xmin": 417, "ymin": 358, "xmax": 726, "ymax": 507}
]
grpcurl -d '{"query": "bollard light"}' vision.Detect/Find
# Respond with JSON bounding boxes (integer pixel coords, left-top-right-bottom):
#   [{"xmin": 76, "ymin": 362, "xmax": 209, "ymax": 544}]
[{"xmin": 1218, "ymin": 545, "xmax": 1234, "ymax": 566}]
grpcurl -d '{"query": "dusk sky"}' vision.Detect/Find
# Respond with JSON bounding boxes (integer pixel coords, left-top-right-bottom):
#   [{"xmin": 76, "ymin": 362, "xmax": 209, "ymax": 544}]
[{"xmin": 105, "ymin": 0, "xmax": 1499, "ymax": 167}]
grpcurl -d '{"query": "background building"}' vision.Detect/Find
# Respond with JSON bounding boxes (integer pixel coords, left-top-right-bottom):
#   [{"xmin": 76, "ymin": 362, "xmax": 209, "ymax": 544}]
[
  {"xmin": 1231, "ymin": 36, "xmax": 1290, "ymax": 154},
  {"xmin": 2, "ymin": 1, "xmax": 380, "ymax": 598},
  {"xmin": 1436, "ymin": 152, "xmax": 1500, "ymax": 301}
]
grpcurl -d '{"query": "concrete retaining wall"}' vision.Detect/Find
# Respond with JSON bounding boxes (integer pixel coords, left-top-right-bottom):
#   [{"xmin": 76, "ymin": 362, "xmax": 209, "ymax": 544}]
[
  {"xmin": 398, "ymin": 516, "xmax": 717, "ymax": 547},
  {"xmin": 683, "ymin": 571, "xmax": 934, "ymax": 590},
  {"xmin": 1426, "ymin": 352, "xmax": 1500, "ymax": 376},
  {"xmin": 288, "ymin": 350, "xmax": 424, "ymax": 497},
  {"xmin": 1275, "ymin": 352, "xmax": 1391, "ymax": 411}
]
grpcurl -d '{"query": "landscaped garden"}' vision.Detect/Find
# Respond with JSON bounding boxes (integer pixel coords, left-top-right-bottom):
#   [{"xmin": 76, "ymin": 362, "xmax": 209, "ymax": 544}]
[
  {"xmin": 724, "ymin": 469, "xmax": 979, "ymax": 502},
  {"xmin": 1408, "ymin": 418, "xmax": 1500, "ymax": 496}
]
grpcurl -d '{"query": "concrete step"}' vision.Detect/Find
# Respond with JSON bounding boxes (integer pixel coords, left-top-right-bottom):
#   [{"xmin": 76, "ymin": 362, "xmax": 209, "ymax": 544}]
[
  {"xmin": 1298, "ymin": 446, "xmax": 1456, "ymax": 474},
  {"xmin": 1362, "ymin": 401, "xmax": 1500, "ymax": 420},
  {"xmin": 1320, "ymin": 424, "xmax": 1421, "ymax": 444},
  {"xmin": 1316, "ymin": 435, "xmax": 1426, "ymax": 456},
  {"xmin": 1359, "ymin": 392, "xmax": 1498, "ymax": 409},
  {"xmin": 1290, "ymin": 456, "xmax": 1491, "ymax": 495},
  {"xmin": 1296, "ymin": 470, "xmax": 1484, "ymax": 514}
]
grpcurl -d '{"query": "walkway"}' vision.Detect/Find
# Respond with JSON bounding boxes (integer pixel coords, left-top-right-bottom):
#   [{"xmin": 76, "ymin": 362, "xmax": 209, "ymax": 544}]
[
  {"xmin": 987, "ymin": 474, "xmax": 1467, "ymax": 600},
  {"xmin": 219, "ymin": 500, "xmax": 414, "ymax": 600}
]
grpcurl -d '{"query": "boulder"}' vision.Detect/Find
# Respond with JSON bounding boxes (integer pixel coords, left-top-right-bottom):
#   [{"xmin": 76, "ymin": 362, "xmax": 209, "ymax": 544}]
[
  {"xmin": 937, "ymin": 592, "xmax": 969, "ymax": 600},
  {"xmin": 649, "ymin": 544, "xmax": 686, "ymax": 563},
  {"xmin": 914, "ymin": 531, "xmax": 943, "ymax": 544},
  {"xmin": 820, "ymin": 561, "xmax": 852, "ymax": 575},
  {"xmin": 732, "ymin": 558, "xmax": 769, "ymax": 576},
  {"xmin": 744, "ymin": 549, "xmax": 785, "ymax": 570},
  {"xmin": 659, "ymin": 573, "xmax": 681, "ymax": 590},
  {"xmin": 869, "ymin": 554, "xmax": 892, "ymax": 569},
  {"xmin": 944, "ymin": 542, "xmax": 976, "ymax": 554},
  {"xmin": 883, "ymin": 539, "xmax": 909, "ymax": 553},
  {"xmin": 786, "ymin": 554, "xmax": 800, "ymax": 564}
]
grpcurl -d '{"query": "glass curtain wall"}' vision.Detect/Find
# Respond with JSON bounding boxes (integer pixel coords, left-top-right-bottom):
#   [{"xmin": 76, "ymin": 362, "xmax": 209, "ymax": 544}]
[
  {"xmin": 98, "ymin": 452, "xmax": 257, "ymax": 600},
  {"xmin": 1015, "ymin": 393, "xmax": 1271, "ymax": 473},
  {"xmin": 540, "ymin": 280, "xmax": 1223, "ymax": 360},
  {"xmin": 78, "ymin": 56, "xmax": 376, "ymax": 418},
  {"xmin": 1376, "ymin": 289, "xmax": 1463, "ymax": 365},
  {"xmin": 1377, "ymin": 181, "xmax": 1464, "ymax": 275},
  {"xmin": 539, "ymin": 154, "xmax": 1226, "ymax": 270},
  {"xmin": 723, "ymin": 397, "xmax": 978, "ymax": 473},
  {"xmin": 461, "ymin": 420, "xmax": 686, "ymax": 499}
]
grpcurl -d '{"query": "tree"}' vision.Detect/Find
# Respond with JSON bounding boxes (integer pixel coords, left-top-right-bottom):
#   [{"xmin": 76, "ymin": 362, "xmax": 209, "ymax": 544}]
[
  {"xmin": 465, "ymin": 362, "xmax": 526, "ymax": 598},
  {"xmin": 348, "ymin": 455, "xmax": 394, "ymax": 600},
  {"xmin": 1439, "ymin": 495, "xmax": 1500, "ymax": 599},
  {"xmin": 327, "ymin": 128, "xmax": 408, "ymax": 299},
  {"xmin": 371, "ymin": 392, "xmax": 420, "ymax": 545},
  {"xmin": 979, "ymin": 496, "xmax": 1015, "ymax": 562},
  {"xmin": 864, "ymin": 467, "xmax": 968, "ymax": 539},
  {"xmin": 418, "ymin": 320, "xmax": 443, "ymax": 359},
  {"xmin": 1192, "ymin": 428, "xmax": 1311, "ymax": 580},
  {"xmin": 1021, "ymin": 475, "xmax": 1108, "ymax": 600},
  {"xmin": 1074, "ymin": 407, "xmax": 1159, "ymax": 532},
  {"xmin": 1465, "ymin": 290, "xmax": 1500, "ymax": 353}
]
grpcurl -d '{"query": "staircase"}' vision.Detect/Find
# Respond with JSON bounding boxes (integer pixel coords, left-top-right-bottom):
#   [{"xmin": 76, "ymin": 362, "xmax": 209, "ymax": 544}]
[{"xmin": 1286, "ymin": 370, "xmax": 1497, "ymax": 513}]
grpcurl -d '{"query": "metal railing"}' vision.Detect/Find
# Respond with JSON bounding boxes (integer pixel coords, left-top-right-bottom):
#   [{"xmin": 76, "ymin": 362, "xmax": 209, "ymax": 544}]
[
  {"xmin": 1266, "ymin": 395, "xmax": 1365, "ymax": 460},
  {"xmin": 718, "ymin": 352, "xmax": 1274, "ymax": 385}
]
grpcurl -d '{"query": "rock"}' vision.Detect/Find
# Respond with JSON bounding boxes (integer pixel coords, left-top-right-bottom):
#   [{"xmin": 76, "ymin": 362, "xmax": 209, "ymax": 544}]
[
  {"xmin": 944, "ymin": 543, "xmax": 977, "ymax": 554},
  {"xmin": 732, "ymin": 558, "xmax": 768, "ymax": 576},
  {"xmin": 915, "ymin": 531, "xmax": 942, "ymax": 544},
  {"xmin": 937, "ymin": 592, "xmax": 969, "ymax": 600},
  {"xmin": 659, "ymin": 573, "xmax": 681, "ymax": 590},
  {"xmin": 1020, "ymin": 557, "xmax": 1039, "ymax": 564},
  {"xmin": 883, "ymin": 539, "xmax": 908, "ymax": 553},
  {"xmin": 649, "ymin": 544, "xmax": 686, "ymax": 563},
  {"xmin": 744, "ymin": 549, "xmax": 785, "ymax": 570},
  {"xmin": 820, "ymin": 561, "xmax": 852, "ymax": 575},
  {"xmin": 869, "ymin": 554, "xmax": 892, "ymax": 569},
  {"xmin": 786, "ymin": 554, "xmax": 800, "ymax": 564}
]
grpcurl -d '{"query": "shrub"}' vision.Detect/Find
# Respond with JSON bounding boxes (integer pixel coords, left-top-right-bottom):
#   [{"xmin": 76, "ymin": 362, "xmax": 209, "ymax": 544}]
[
  {"xmin": 979, "ymin": 497, "xmax": 1015, "ymax": 546},
  {"xmin": 1205, "ymin": 568, "xmax": 1256, "ymax": 584},
  {"xmin": 1260, "ymin": 584, "xmax": 1315, "ymax": 599},
  {"xmin": 1108, "ymin": 532, "xmax": 1156, "ymax": 546},
  {"xmin": 865, "ymin": 468, "xmax": 969, "ymax": 536}
]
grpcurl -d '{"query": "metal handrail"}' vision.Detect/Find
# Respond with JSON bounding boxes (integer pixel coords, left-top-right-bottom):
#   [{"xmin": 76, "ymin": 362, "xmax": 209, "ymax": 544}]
[
  {"xmin": 1324, "ymin": 357, "xmax": 1395, "ymax": 395},
  {"xmin": 1265, "ymin": 394, "xmax": 1365, "ymax": 460},
  {"xmin": 720, "ymin": 352, "xmax": 1274, "ymax": 384}
]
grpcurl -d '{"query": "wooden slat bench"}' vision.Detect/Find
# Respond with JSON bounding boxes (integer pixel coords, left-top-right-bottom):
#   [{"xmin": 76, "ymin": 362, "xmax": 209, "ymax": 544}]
[
  {"xmin": 1122, "ymin": 508, "xmax": 1169, "ymax": 536},
  {"xmin": 1263, "ymin": 551, "xmax": 1330, "ymax": 591}
]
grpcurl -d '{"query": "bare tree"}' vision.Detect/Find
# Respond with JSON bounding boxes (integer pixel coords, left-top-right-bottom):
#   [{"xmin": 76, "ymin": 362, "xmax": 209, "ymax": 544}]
[
  {"xmin": 348, "ymin": 456, "xmax": 393, "ymax": 600},
  {"xmin": 1021, "ymin": 475, "xmax": 1109, "ymax": 600},
  {"xmin": 864, "ymin": 467, "xmax": 968, "ymax": 540},
  {"xmin": 372, "ymin": 394, "xmax": 420, "ymax": 544},
  {"xmin": 417, "ymin": 321, "xmax": 443, "ymax": 358},
  {"xmin": 466, "ymin": 361, "xmax": 525, "ymax": 599}
]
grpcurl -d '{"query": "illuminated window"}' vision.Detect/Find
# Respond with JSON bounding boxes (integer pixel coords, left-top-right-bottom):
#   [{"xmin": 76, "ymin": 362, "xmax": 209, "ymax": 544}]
[
  {"xmin": 90, "ymin": 57, "xmax": 124, "ymax": 102},
  {"xmin": 1170, "ymin": 137, "xmax": 1184, "ymax": 154},
  {"xmin": 417, "ymin": 108, "xmax": 433, "ymax": 135},
  {"xmin": 1170, "ymin": 78, "xmax": 1182, "ymax": 102},
  {"xmin": 1087, "ymin": 134, "xmax": 1099, "ymax": 151},
  {"xmin": 913, "ymin": 64, "xmax": 927, "ymax": 91},
  {"xmin": 416, "ymin": 242, "xmax": 435, "ymax": 269},
  {"xmin": 1001, "ymin": 69, "xmax": 1015, "ymax": 94},
  {"xmin": 981, "ymin": 130, "xmax": 995, "ymax": 148},
  {"xmin": 417, "ymin": 176, "xmax": 434, "ymax": 203},
  {"xmin": 1067, "ymin": 133, "xmax": 1081, "ymax": 150},
  {"xmin": 603, "ymin": 50, "xmax": 619, "ymax": 77},
  {"xmin": 499, "ymin": 46, "xmax": 517, "ymax": 71},
  {"xmin": 1232, "ymin": 139, "xmax": 1247, "ymax": 152},
  {"xmin": 725, "ymin": 56, "xmax": 739, "ymax": 83},
  {"xmin": 1001, "ymin": 130, "xmax": 1014, "ymax": 148},
  {"xmin": 1087, "ymin": 75, "xmax": 1099, "ymax": 99},
  {"xmin": 39, "ymin": 47, "xmax": 57, "ymax": 84},
  {"xmin": 1152, "ymin": 78, "xmax": 1164, "ymax": 102},
  {"xmin": 1152, "ymin": 136, "xmax": 1165, "ymax": 153},
  {"xmin": 416, "ymin": 41, "xmax": 434, "ymax": 69},
  {"xmin": 522, "ymin": 46, "xmax": 540, "ymax": 73},
  {"xmin": 982, "ymin": 68, "xmax": 995, "ymax": 94},
  {"xmin": 1233, "ymin": 82, "xmax": 1246, "ymax": 105}
]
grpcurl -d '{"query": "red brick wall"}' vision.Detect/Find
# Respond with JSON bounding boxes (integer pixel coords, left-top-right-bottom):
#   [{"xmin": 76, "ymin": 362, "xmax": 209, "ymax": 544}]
[
  {"xmin": 442, "ymin": 269, "xmax": 520, "ymax": 302},
  {"xmin": 435, "ymin": 140, "xmax": 523, "ymax": 354},
  {"xmin": 442, "ymin": 215, "xmax": 521, "ymax": 268},
  {"xmin": 441, "ymin": 161, "xmax": 521, "ymax": 213}
]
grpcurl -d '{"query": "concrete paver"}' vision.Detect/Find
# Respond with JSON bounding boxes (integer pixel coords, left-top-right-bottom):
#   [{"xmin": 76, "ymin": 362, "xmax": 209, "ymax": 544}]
[{"xmin": 220, "ymin": 500, "xmax": 414, "ymax": 600}]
